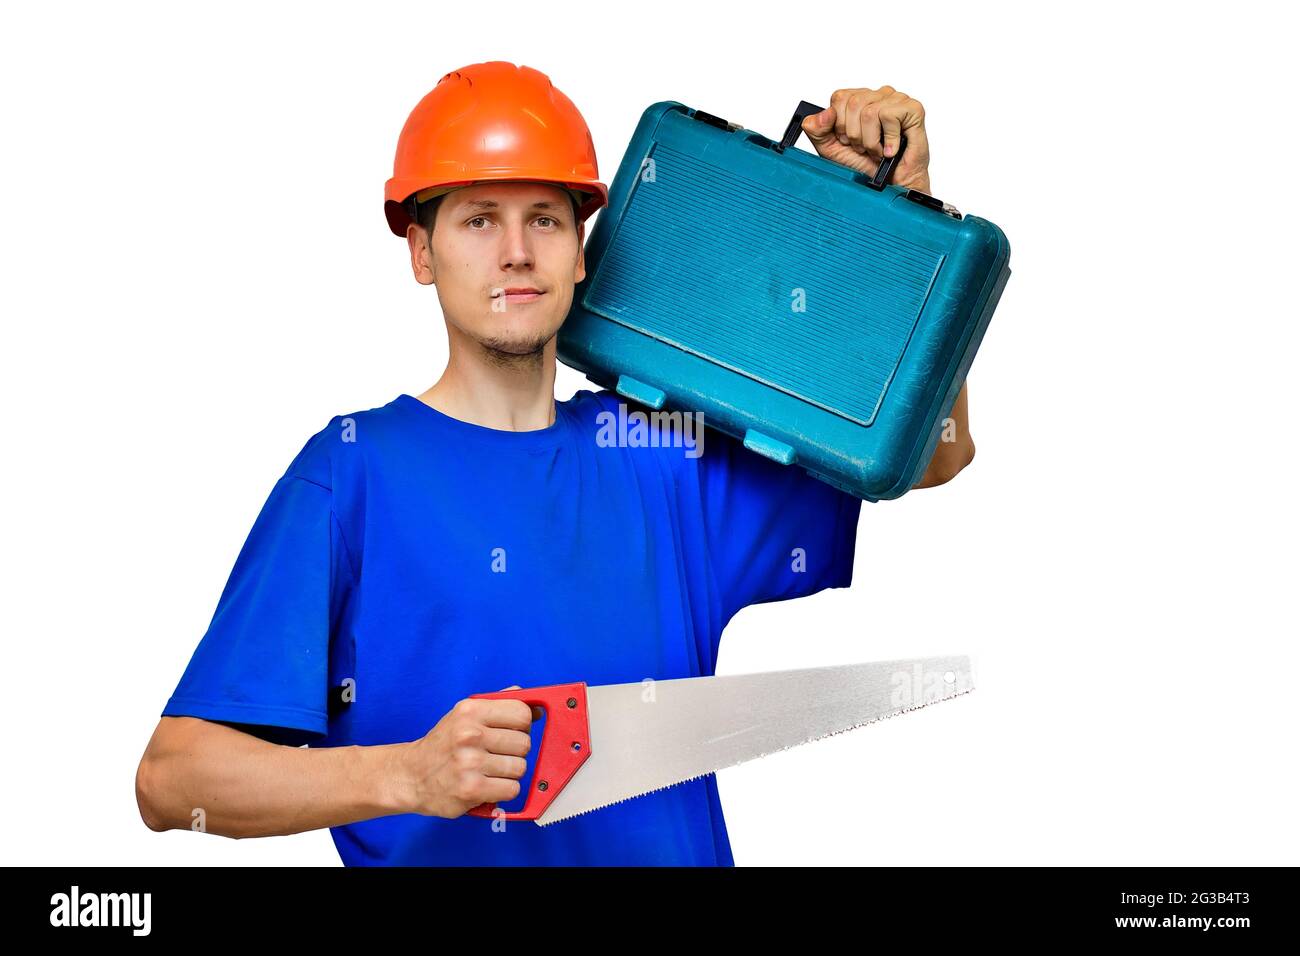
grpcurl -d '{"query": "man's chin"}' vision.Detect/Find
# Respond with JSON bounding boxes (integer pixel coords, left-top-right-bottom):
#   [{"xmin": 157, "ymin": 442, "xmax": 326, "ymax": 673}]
[{"xmin": 475, "ymin": 328, "xmax": 558, "ymax": 359}]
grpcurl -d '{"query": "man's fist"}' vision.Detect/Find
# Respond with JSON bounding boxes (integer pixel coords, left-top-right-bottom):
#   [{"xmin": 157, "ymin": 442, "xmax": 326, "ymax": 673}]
[
  {"xmin": 394, "ymin": 685, "xmax": 538, "ymax": 818},
  {"xmin": 801, "ymin": 86, "xmax": 931, "ymax": 192}
]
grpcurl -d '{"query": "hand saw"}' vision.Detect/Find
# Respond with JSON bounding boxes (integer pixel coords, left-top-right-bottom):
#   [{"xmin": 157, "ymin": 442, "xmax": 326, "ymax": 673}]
[{"xmin": 466, "ymin": 656, "xmax": 974, "ymax": 826}]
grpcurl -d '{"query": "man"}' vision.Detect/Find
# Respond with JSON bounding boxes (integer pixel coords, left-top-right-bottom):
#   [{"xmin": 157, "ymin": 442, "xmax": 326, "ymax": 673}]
[{"xmin": 135, "ymin": 61, "xmax": 973, "ymax": 866}]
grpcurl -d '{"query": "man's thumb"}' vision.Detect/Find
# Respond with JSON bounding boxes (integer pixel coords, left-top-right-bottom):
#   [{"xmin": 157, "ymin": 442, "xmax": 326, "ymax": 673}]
[{"xmin": 801, "ymin": 107, "xmax": 836, "ymax": 143}]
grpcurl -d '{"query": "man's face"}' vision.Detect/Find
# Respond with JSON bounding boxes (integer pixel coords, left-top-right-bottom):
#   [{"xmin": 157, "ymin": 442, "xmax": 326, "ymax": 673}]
[{"xmin": 410, "ymin": 181, "xmax": 586, "ymax": 358}]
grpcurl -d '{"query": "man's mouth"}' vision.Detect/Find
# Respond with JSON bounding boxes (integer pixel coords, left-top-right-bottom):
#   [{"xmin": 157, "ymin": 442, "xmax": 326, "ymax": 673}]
[{"xmin": 493, "ymin": 286, "xmax": 545, "ymax": 304}]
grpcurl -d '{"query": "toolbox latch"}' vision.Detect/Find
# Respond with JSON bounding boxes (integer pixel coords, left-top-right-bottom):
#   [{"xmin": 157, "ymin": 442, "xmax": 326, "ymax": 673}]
[
  {"xmin": 905, "ymin": 188, "xmax": 962, "ymax": 219},
  {"xmin": 691, "ymin": 108, "xmax": 741, "ymax": 133},
  {"xmin": 743, "ymin": 429, "xmax": 798, "ymax": 466},
  {"xmin": 614, "ymin": 375, "xmax": 667, "ymax": 410}
]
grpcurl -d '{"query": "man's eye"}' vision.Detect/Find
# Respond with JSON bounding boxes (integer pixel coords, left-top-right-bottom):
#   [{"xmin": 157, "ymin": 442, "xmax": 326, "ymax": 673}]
[
  {"xmin": 467, "ymin": 216, "xmax": 490, "ymax": 228},
  {"xmin": 535, "ymin": 216, "xmax": 557, "ymax": 228}
]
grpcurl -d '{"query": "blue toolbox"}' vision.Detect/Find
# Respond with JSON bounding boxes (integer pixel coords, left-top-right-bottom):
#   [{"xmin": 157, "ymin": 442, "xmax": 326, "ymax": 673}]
[{"xmin": 557, "ymin": 100, "xmax": 1011, "ymax": 500}]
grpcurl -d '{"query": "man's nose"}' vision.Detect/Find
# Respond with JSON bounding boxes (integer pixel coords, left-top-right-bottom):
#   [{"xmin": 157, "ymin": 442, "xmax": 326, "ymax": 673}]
[{"xmin": 498, "ymin": 220, "xmax": 534, "ymax": 270}]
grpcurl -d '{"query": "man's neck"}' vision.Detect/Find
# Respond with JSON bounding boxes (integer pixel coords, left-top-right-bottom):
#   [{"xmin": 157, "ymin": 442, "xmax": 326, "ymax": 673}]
[{"xmin": 416, "ymin": 334, "xmax": 559, "ymax": 432}]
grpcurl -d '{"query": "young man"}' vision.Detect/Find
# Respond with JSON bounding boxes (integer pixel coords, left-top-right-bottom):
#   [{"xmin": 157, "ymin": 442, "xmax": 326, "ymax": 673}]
[{"xmin": 136, "ymin": 61, "xmax": 973, "ymax": 866}]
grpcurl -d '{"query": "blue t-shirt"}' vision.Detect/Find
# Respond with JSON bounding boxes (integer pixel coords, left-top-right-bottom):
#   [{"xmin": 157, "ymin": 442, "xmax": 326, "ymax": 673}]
[{"xmin": 161, "ymin": 389, "xmax": 862, "ymax": 865}]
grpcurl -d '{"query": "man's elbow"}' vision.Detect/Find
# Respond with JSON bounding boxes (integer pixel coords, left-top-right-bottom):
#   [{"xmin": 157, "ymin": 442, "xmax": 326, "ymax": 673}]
[
  {"xmin": 136, "ymin": 719, "xmax": 194, "ymax": 833},
  {"xmin": 135, "ymin": 752, "xmax": 171, "ymax": 832},
  {"xmin": 913, "ymin": 439, "xmax": 976, "ymax": 489}
]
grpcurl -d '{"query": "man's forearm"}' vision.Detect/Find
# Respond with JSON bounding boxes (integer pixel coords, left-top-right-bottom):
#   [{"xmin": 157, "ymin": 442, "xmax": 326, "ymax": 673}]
[
  {"xmin": 914, "ymin": 380, "xmax": 974, "ymax": 488},
  {"xmin": 138, "ymin": 716, "xmax": 412, "ymax": 838},
  {"xmin": 894, "ymin": 179, "xmax": 978, "ymax": 489}
]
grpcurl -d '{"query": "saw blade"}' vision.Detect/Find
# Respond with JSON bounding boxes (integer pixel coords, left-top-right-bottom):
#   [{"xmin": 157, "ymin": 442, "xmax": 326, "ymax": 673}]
[{"xmin": 534, "ymin": 655, "xmax": 973, "ymax": 826}]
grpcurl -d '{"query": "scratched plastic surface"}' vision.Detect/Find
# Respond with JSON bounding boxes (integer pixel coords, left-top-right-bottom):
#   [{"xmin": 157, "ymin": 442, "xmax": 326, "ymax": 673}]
[{"xmin": 557, "ymin": 101, "xmax": 1011, "ymax": 500}]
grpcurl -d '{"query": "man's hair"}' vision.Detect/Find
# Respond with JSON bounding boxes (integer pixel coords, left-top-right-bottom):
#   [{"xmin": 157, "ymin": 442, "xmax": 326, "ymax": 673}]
[
  {"xmin": 415, "ymin": 188, "xmax": 582, "ymax": 235},
  {"xmin": 414, "ymin": 193, "xmax": 446, "ymax": 235}
]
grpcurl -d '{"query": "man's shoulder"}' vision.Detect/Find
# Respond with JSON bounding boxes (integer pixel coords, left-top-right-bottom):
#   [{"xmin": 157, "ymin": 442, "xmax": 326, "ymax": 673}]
[
  {"xmin": 281, "ymin": 394, "xmax": 410, "ymax": 488},
  {"xmin": 565, "ymin": 387, "xmax": 715, "ymax": 465},
  {"xmin": 560, "ymin": 386, "xmax": 625, "ymax": 430},
  {"xmin": 561, "ymin": 385, "xmax": 617, "ymax": 411}
]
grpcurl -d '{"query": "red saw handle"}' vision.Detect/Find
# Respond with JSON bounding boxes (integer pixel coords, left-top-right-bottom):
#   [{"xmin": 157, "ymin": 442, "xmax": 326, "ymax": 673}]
[{"xmin": 466, "ymin": 681, "xmax": 591, "ymax": 821}]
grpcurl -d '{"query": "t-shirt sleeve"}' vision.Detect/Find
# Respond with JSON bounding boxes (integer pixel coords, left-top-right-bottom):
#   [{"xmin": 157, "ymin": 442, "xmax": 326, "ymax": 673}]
[
  {"xmin": 161, "ymin": 437, "xmax": 349, "ymax": 747},
  {"xmin": 695, "ymin": 427, "xmax": 863, "ymax": 626}
]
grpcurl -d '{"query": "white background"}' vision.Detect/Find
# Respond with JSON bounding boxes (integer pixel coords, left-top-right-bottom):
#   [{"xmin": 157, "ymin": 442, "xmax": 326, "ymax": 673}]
[{"xmin": 2, "ymin": 1, "xmax": 1296, "ymax": 866}]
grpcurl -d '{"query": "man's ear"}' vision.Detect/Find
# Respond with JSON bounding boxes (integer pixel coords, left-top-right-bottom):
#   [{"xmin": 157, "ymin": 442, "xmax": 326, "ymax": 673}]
[
  {"xmin": 574, "ymin": 221, "xmax": 586, "ymax": 284},
  {"xmin": 407, "ymin": 223, "xmax": 436, "ymax": 286}
]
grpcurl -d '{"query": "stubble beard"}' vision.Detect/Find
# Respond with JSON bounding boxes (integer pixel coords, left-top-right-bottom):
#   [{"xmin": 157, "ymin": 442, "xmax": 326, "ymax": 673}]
[{"xmin": 475, "ymin": 328, "xmax": 555, "ymax": 369}]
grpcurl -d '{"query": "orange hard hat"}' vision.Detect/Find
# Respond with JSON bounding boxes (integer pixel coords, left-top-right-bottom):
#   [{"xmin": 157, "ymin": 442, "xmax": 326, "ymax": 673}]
[{"xmin": 384, "ymin": 61, "xmax": 609, "ymax": 237}]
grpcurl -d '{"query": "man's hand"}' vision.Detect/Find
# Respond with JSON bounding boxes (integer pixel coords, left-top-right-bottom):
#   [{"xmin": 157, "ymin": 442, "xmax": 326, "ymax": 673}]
[
  {"xmin": 801, "ymin": 86, "xmax": 931, "ymax": 192},
  {"xmin": 394, "ymin": 685, "xmax": 540, "ymax": 818}
]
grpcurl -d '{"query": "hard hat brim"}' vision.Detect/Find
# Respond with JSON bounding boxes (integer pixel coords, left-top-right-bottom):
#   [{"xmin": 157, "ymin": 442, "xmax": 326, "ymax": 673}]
[{"xmin": 384, "ymin": 175, "xmax": 608, "ymax": 237}]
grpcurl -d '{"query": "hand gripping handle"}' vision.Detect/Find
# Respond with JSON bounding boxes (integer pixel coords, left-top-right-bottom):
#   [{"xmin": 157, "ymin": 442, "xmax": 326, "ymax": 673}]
[
  {"xmin": 777, "ymin": 99, "xmax": 906, "ymax": 188},
  {"xmin": 465, "ymin": 682, "xmax": 591, "ymax": 821}
]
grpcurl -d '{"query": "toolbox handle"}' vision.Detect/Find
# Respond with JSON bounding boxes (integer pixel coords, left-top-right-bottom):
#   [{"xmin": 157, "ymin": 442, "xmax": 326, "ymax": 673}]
[{"xmin": 776, "ymin": 99, "xmax": 905, "ymax": 189}]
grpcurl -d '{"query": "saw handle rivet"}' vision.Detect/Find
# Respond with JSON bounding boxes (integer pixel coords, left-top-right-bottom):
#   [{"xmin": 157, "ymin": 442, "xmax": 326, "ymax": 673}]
[
  {"xmin": 571, "ymin": 741, "xmax": 582, "ymax": 751},
  {"xmin": 567, "ymin": 697, "xmax": 578, "ymax": 708},
  {"xmin": 538, "ymin": 780, "xmax": 549, "ymax": 791}
]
